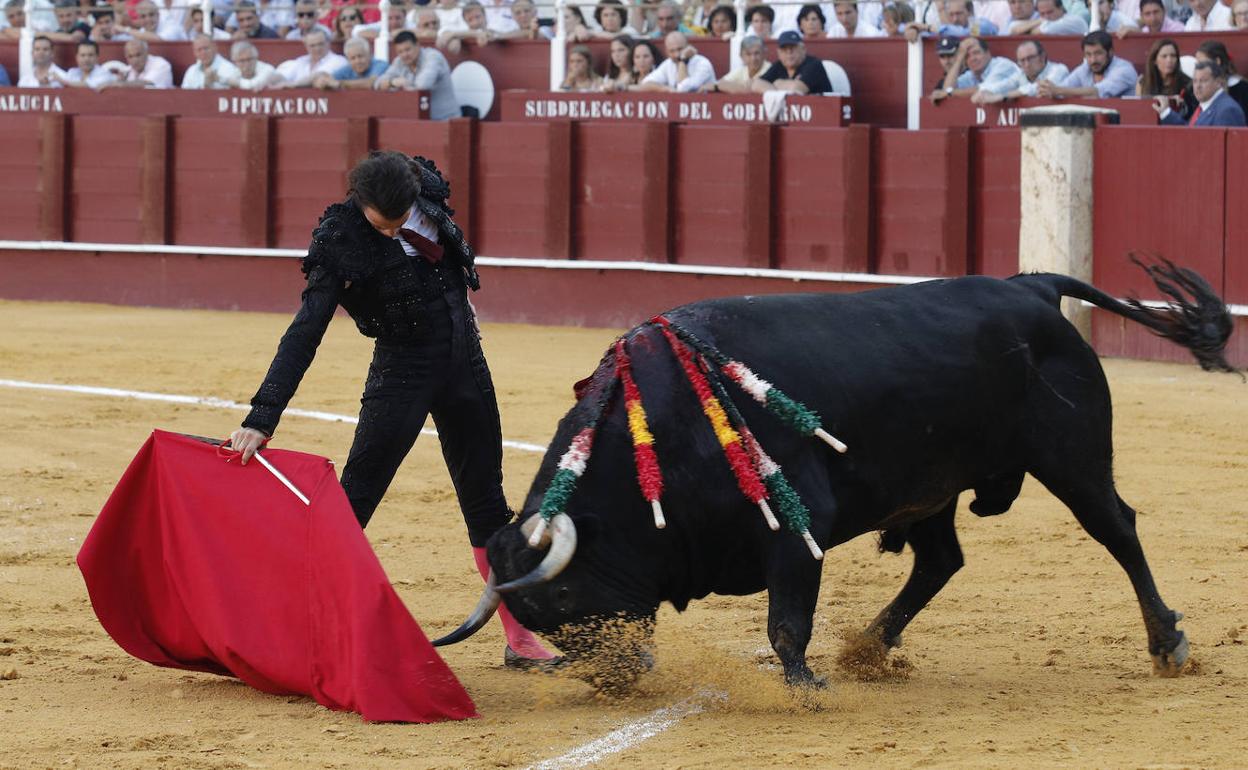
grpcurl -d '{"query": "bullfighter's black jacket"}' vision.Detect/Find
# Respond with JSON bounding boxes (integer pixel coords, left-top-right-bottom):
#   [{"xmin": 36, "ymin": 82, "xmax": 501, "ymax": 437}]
[{"xmin": 242, "ymin": 157, "xmax": 480, "ymax": 438}]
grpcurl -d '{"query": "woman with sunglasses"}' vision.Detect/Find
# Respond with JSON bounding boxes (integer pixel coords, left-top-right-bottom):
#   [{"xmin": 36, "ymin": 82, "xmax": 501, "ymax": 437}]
[{"xmin": 333, "ymin": 3, "xmax": 363, "ymax": 41}]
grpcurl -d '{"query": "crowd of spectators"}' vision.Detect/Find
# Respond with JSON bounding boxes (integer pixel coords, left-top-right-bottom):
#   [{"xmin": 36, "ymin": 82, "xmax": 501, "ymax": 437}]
[{"xmin": 0, "ymin": 0, "xmax": 1245, "ymax": 125}]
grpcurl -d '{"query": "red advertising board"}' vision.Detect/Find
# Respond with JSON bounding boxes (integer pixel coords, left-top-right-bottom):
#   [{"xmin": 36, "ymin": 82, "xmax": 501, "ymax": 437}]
[
  {"xmin": 0, "ymin": 87, "xmax": 429, "ymax": 119},
  {"xmin": 920, "ymin": 96, "xmax": 1159, "ymax": 128},
  {"xmin": 500, "ymin": 90, "xmax": 851, "ymax": 127}
]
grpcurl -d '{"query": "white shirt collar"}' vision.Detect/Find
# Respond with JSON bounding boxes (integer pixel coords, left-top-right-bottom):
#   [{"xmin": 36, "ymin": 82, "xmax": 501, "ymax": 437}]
[{"xmin": 1199, "ymin": 87, "xmax": 1226, "ymax": 111}]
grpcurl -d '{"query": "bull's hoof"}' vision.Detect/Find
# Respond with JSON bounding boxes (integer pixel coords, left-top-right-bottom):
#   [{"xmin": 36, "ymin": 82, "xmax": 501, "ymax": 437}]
[
  {"xmin": 784, "ymin": 668, "xmax": 828, "ymax": 689},
  {"xmin": 503, "ymin": 646, "xmax": 566, "ymax": 673},
  {"xmin": 1151, "ymin": 632, "xmax": 1190, "ymax": 678}
]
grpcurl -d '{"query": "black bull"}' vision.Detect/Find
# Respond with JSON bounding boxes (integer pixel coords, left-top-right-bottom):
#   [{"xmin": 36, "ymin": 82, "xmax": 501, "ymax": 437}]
[{"xmin": 437, "ymin": 262, "xmax": 1235, "ymax": 689}]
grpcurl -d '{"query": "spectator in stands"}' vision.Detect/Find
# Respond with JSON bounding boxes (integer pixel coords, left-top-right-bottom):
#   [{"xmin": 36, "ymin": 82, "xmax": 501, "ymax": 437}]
[
  {"xmin": 649, "ymin": 0, "xmax": 694, "ymax": 38},
  {"xmin": 754, "ymin": 29, "xmax": 834, "ymax": 93},
  {"xmin": 228, "ymin": 39, "xmax": 282, "ymax": 89},
  {"xmin": 116, "ymin": 2, "xmax": 173, "ymax": 42},
  {"xmin": 440, "ymin": 1, "xmax": 499, "ymax": 53},
  {"xmin": 705, "ymin": 5, "xmax": 737, "ymax": 38},
  {"xmin": 1234, "ymin": 0, "xmax": 1248, "ymax": 28},
  {"xmin": 1137, "ymin": 38, "xmax": 1193, "ymax": 113},
  {"xmin": 312, "ymin": 36, "xmax": 386, "ymax": 89},
  {"xmin": 881, "ymin": 2, "xmax": 916, "ymax": 35},
  {"xmin": 907, "ymin": 0, "xmax": 999, "ymax": 38},
  {"xmin": 185, "ymin": 8, "xmax": 232, "ymax": 41},
  {"xmin": 56, "ymin": 39, "xmax": 118, "ymax": 88},
  {"xmin": 559, "ymin": 4, "xmax": 594, "ymax": 41},
  {"xmin": 433, "ymin": 0, "xmax": 463, "ymax": 34},
  {"xmin": 1092, "ymin": 0, "xmax": 1136, "ymax": 31},
  {"xmin": 830, "ymin": 0, "xmax": 886, "ymax": 35},
  {"xmin": 797, "ymin": 4, "xmax": 827, "ymax": 37},
  {"xmin": 18, "ymin": 35, "xmax": 67, "ymax": 86},
  {"xmin": 1012, "ymin": 0, "xmax": 1088, "ymax": 34},
  {"xmin": 691, "ymin": 0, "xmax": 718, "ymax": 29},
  {"xmin": 627, "ymin": 37, "xmax": 661, "ymax": 85},
  {"xmin": 601, "ymin": 33, "xmax": 635, "ymax": 90},
  {"xmin": 287, "ymin": 0, "xmax": 332, "ymax": 40},
  {"xmin": 705, "ymin": 33, "xmax": 769, "ymax": 92},
  {"xmin": 355, "ymin": 0, "xmax": 410, "ymax": 40},
  {"xmin": 479, "ymin": 0, "xmax": 520, "ymax": 34},
  {"xmin": 223, "ymin": 0, "xmax": 294, "ymax": 38},
  {"xmin": 1, "ymin": 1, "xmax": 26, "ymax": 42},
  {"xmin": 638, "ymin": 30, "xmax": 715, "ymax": 91},
  {"xmin": 233, "ymin": 0, "xmax": 280, "ymax": 39},
  {"xmin": 332, "ymin": 5, "xmax": 360, "ymax": 40},
  {"xmin": 275, "ymin": 28, "xmax": 348, "ymax": 86},
  {"xmin": 930, "ymin": 36, "xmax": 1020, "ymax": 101},
  {"xmin": 972, "ymin": 39, "xmax": 1067, "ymax": 100},
  {"xmin": 49, "ymin": 0, "xmax": 90, "ymax": 43},
  {"xmin": 561, "ymin": 44, "xmax": 604, "ymax": 91},
  {"xmin": 975, "ymin": 0, "xmax": 1015, "ymax": 31},
  {"xmin": 931, "ymin": 34, "xmax": 959, "ymax": 89},
  {"xmin": 594, "ymin": 0, "xmax": 638, "ymax": 37},
  {"xmin": 0, "ymin": 63, "xmax": 7, "ymax": 87},
  {"xmin": 411, "ymin": 7, "xmax": 440, "ymax": 42},
  {"xmin": 89, "ymin": 9, "xmax": 131, "ymax": 42},
  {"xmin": 501, "ymin": 0, "xmax": 551, "ymax": 39},
  {"xmin": 98, "ymin": 38, "xmax": 173, "ymax": 87},
  {"xmin": 1185, "ymin": 0, "xmax": 1233, "ymax": 29},
  {"xmin": 1005, "ymin": 0, "xmax": 1039, "ymax": 32},
  {"xmin": 1195, "ymin": 40, "xmax": 1248, "ymax": 116},
  {"xmin": 1117, "ymin": 0, "xmax": 1182, "ymax": 34},
  {"xmin": 747, "ymin": 4, "xmax": 775, "ymax": 38},
  {"xmin": 182, "ymin": 34, "xmax": 240, "ymax": 88},
  {"xmin": 1038, "ymin": 29, "xmax": 1135, "ymax": 97},
  {"xmin": 1155, "ymin": 60, "xmax": 1246, "ymax": 125},
  {"xmin": 375, "ymin": 29, "xmax": 459, "ymax": 120}
]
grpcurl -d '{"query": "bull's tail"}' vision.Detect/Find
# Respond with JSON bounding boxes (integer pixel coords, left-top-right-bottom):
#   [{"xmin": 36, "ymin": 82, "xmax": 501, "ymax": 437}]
[{"xmin": 1012, "ymin": 256, "xmax": 1238, "ymax": 375}]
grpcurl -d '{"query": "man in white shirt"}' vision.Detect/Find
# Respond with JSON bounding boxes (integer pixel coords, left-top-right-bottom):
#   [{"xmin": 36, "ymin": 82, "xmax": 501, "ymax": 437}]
[
  {"xmin": 639, "ymin": 31, "xmax": 715, "ymax": 93},
  {"xmin": 17, "ymin": 35, "xmax": 66, "ymax": 86},
  {"xmin": 707, "ymin": 34, "xmax": 770, "ymax": 93},
  {"xmin": 275, "ymin": 28, "xmax": 348, "ymax": 87},
  {"xmin": 1184, "ymin": 0, "xmax": 1233, "ymax": 30},
  {"xmin": 284, "ymin": 0, "xmax": 332, "ymax": 40},
  {"xmin": 56, "ymin": 40, "xmax": 118, "ymax": 88},
  {"xmin": 229, "ymin": 40, "xmax": 281, "ymax": 90},
  {"xmin": 972, "ymin": 39, "xmax": 1069, "ymax": 101},
  {"xmin": 354, "ymin": 0, "xmax": 410, "ymax": 41},
  {"xmin": 100, "ymin": 39, "xmax": 173, "ymax": 88},
  {"xmin": 181, "ymin": 33, "xmax": 240, "ymax": 88},
  {"xmin": 828, "ymin": 0, "xmax": 886, "ymax": 36},
  {"xmin": 375, "ymin": 30, "xmax": 460, "ymax": 120}
]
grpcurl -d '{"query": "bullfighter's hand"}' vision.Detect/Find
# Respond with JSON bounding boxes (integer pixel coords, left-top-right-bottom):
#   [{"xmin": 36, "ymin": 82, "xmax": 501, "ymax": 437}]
[{"xmin": 228, "ymin": 427, "xmax": 268, "ymax": 465}]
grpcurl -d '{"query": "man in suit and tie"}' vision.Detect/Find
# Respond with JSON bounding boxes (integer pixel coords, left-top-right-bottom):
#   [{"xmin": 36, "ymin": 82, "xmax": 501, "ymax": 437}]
[{"xmin": 1154, "ymin": 60, "xmax": 1246, "ymax": 127}]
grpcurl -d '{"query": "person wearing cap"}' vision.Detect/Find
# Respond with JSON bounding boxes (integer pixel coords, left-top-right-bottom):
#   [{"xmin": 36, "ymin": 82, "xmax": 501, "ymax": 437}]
[
  {"xmin": 931, "ymin": 35, "xmax": 962, "ymax": 91},
  {"xmin": 752, "ymin": 30, "xmax": 835, "ymax": 94},
  {"xmin": 931, "ymin": 36, "xmax": 1021, "ymax": 102}
]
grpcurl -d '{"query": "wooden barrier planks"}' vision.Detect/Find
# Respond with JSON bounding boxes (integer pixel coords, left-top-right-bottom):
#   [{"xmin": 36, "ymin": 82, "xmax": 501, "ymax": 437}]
[{"xmin": 971, "ymin": 128, "xmax": 1020, "ymax": 277}]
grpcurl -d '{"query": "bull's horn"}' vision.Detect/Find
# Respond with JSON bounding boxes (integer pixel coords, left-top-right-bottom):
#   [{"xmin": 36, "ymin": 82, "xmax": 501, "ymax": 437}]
[
  {"xmin": 431, "ymin": 571, "xmax": 501, "ymax": 647},
  {"xmin": 495, "ymin": 513, "xmax": 578, "ymax": 593}
]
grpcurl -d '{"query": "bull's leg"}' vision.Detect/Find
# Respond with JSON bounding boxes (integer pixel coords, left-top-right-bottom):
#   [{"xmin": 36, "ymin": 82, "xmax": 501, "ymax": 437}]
[
  {"xmin": 765, "ymin": 538, "xmax": 826, "ymax": 687},
  {"xmin": 1033, "ymin": 474, "xmax": 1188, "ymax": 675},
  {"xmin": 863, "ymin": 499, "xmax": 963, "ymax": 649}
]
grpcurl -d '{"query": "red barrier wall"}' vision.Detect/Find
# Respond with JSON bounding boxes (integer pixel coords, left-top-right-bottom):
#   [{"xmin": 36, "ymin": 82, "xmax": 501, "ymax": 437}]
[
  {"xmin": 68, "ymin": 115, "xmax": 154, "ymax": 243},
  {"xmin": 572, "ymin": 122, "xmax": 670, "ymax": 262},
  {"xmin": 971, "ymin": 129, "xmax": 1020, "ymax": 277},
  {"xmin": 773, "ymin": 125, "xmax": 871, "ymax": 272},
  {"xmin": 671, "ymin": 124, "xmax": 771, "ymax": 267},
  {"xmin": 270, "ymin": 117, "xmax": 370, "ymax": 248},
  {"xmin": 1092, "ymin": 127, "xmax": 1226, "ymax": 300},
  {"xmin": 872, "ymin": 128, "xmax": 970, "ymax": 276},
  {"xmin": 1223, "ymin": 130, "xmax": 1248, "ymax": 307},
  {"xmin": 472, "ymin": 121, "xmax": 571, "ymax": 258},
  {"xmin": 0, "ymin": 115, "xmax": 48, "ymax": 242},
  {"xmin": 171, "ymin": 117, "xmax": 269, "ymax": 247}
]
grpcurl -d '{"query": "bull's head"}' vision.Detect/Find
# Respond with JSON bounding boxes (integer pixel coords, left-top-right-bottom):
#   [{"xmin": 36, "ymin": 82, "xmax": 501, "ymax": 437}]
[{"xmin": 434, "ymin": 512, "xmax": 659, "ymax": 692}]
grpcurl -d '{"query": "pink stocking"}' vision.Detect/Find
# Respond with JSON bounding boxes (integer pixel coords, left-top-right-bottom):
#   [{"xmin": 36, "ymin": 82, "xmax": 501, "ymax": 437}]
[{"xmin": 472, "ymin": 547, "xmax": 558, "ymax": 660}]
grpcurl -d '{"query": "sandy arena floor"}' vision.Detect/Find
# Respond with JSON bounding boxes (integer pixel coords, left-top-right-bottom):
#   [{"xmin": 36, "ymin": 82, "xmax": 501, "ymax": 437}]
[{"xmin": 0, "ymin": 298, "xmax": 1246, "ymax": 769}]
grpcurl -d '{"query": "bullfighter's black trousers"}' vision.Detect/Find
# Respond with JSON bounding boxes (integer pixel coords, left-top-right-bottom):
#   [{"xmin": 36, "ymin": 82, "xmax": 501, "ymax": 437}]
[{"xmin": 339, "ymin": 282, "xmax": 510, "ymax": 547}]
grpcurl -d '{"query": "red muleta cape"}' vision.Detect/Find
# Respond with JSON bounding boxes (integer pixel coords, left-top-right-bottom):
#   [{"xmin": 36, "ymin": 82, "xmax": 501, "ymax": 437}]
[{"xmin": 77, "ymin": 429, "xmax": 477, "ymax": 723}]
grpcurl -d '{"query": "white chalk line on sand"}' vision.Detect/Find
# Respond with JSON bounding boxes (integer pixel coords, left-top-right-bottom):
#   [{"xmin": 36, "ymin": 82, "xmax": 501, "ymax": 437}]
[
  {"xmin": 2, "ymin": 375, "xmax": 716, "ymax": 767},
  {"xmin": 525, "ymin": 690, "xmax": 727, "ymax": 770},
  {"xmin": 0, "ymin": 378, "xmax": 548, "ymax": 455}
]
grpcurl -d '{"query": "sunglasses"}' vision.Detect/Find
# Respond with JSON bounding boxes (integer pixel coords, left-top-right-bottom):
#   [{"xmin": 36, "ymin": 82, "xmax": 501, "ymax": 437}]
[
  {"xmin": 297, "ymin": 11, "xmax": 316, "ymax": 17},
  {"xmin": 340, "ymin": 13, "xmax": 359, "ymax": 20}
]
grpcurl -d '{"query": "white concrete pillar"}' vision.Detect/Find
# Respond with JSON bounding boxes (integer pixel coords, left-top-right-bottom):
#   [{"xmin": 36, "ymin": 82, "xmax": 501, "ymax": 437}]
[{"xmin": 1017, "ymin": 105, "xmax": 1117, "ymax": 340}]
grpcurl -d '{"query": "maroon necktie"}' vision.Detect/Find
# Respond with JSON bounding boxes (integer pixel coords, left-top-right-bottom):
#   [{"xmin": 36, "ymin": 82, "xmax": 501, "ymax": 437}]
[
  {"xmin": 398, "ymin": 227, "xmax": 444, "ymax": 263},
  {"xmin": 1188, "ymin": 105, "xmax": 1203, "ymax": 126}
]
